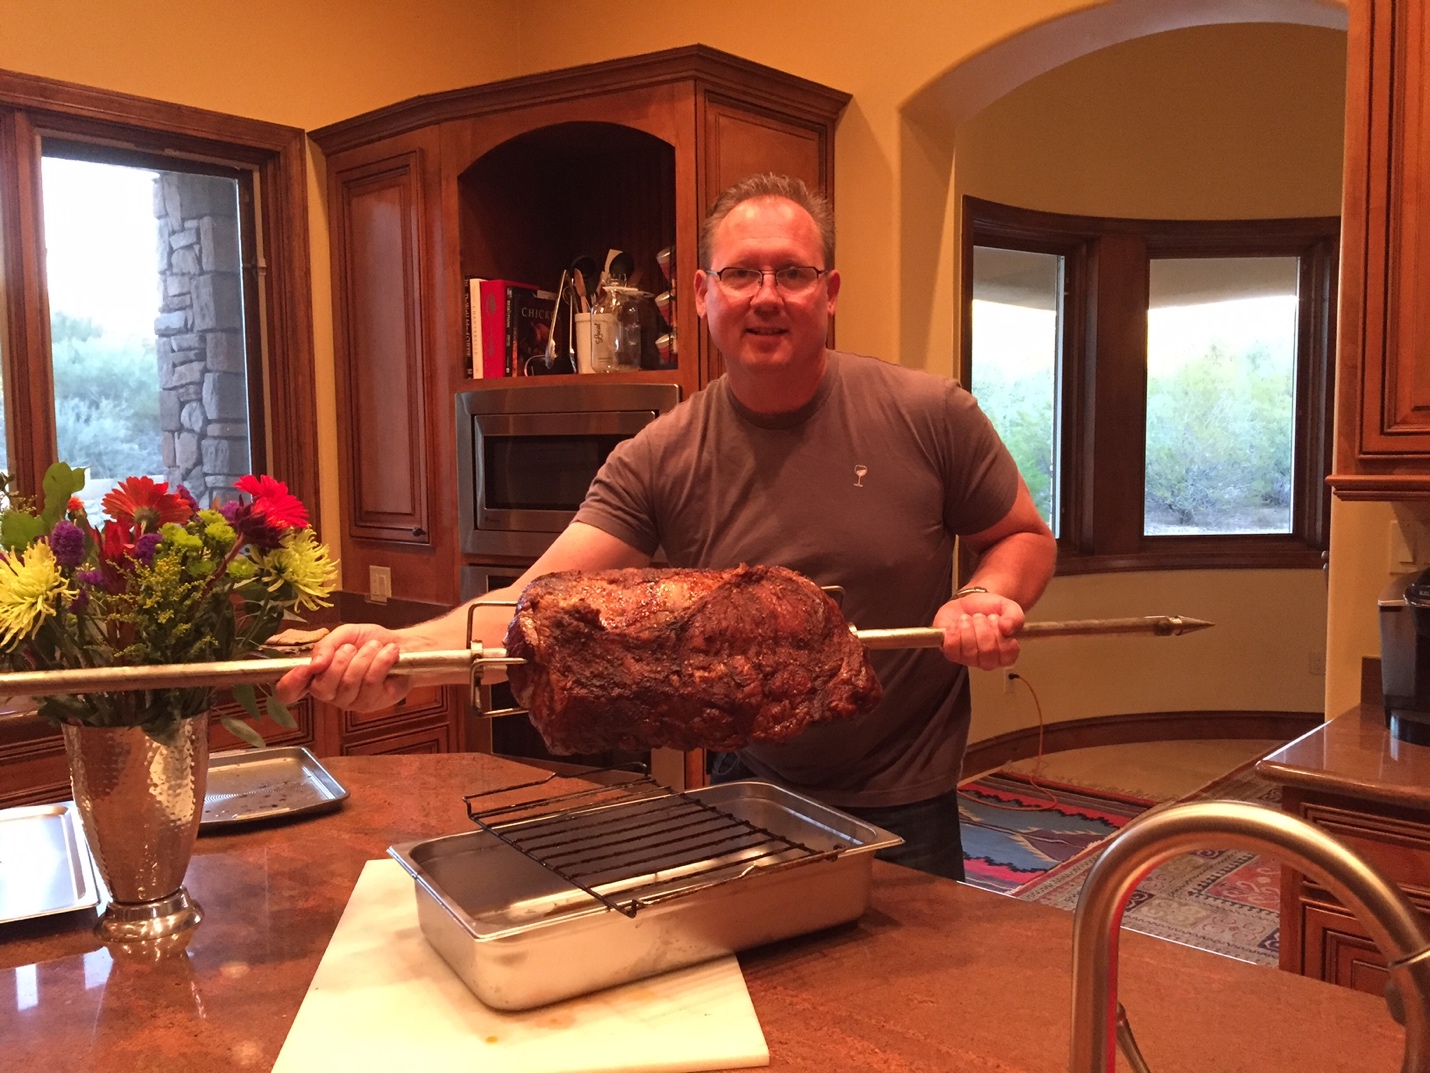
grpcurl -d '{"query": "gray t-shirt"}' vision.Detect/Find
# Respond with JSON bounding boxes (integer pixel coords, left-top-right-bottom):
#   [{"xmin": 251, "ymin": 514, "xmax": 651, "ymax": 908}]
[{"xmin": 574, "ymin": 350, "xmax": 1021, "ymax": 807}]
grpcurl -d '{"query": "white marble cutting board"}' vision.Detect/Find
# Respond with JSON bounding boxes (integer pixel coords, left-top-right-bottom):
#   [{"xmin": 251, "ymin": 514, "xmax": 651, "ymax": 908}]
[{"xmin": 273, "ymin": 858, "xmax": 769, "ymax": 1073}]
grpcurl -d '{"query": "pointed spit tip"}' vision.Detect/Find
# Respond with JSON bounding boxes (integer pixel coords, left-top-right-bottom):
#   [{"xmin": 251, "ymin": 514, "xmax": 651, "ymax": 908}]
[{"xmin": 1169, "ymin": 616, "xmax": 1215, "ymax": 635}]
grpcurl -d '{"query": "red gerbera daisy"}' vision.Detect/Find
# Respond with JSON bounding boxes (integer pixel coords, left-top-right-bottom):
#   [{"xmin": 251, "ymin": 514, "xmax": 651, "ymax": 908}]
[
  {"xmin": 102, "ymin": 476, "xmax": 193, "ymax": 533},
  {"xmin": 234, "ymin": 474, "xmax": 308, "ymax": 530}
]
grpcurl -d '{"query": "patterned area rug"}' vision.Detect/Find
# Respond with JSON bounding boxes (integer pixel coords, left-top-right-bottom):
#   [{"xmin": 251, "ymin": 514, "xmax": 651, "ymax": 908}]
[
  {"xmin": 958, "ymin": 771, "xmax": 1154, "ymax": 893},
  {"xmin": 1010, "ymin": 762, "xmax": 1283, "ymax": 966}
]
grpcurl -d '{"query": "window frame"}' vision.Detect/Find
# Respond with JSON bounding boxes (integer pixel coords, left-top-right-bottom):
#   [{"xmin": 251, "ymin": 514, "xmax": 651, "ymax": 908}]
[
  {"xmin": 961, "ymin": 196, "xmax": 1336, "ymax": 573},
  {"xmin": 0, "ymin": 68, "xmax": 319, "ymax": 520}
]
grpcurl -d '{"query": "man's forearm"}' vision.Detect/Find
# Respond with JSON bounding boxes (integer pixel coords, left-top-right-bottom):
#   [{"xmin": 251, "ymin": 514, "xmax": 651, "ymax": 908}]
[
  {"xmin": 961, "ymin": 531, "xmax": 1057, "ymax": 610},
  {"xmin": 397, "ymin": 587, "xmax": 523, "ymax": 653}
]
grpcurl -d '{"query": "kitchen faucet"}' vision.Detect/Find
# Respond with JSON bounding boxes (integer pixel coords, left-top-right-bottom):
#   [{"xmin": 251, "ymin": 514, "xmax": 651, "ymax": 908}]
[{"xmin": 1069, "ymin": 800, "xmax": 1430, "ymax": 1073}]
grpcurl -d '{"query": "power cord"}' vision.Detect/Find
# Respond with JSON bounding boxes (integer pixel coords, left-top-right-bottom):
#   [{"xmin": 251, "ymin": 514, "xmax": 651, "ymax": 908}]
[{"xmin": 957, "ymin": 670, "xmax": 1060, "ymax": 812}]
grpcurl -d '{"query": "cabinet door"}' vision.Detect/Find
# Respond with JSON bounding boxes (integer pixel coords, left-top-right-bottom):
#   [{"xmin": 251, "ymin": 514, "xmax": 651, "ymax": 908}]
[
  {"xmin": 1333, "ymin": 0, "xmax": 1430, "ymax": 496},
  {"xmin": 698, "ymin": 97, "xmax": 835, "ymax": 386},
  {"xmin": 341, "ymin": 724, "xmax": 452, "ymax": 756},
  {"xmin": 334, "ymin": 684, "xmax": 463, "ymax": 755},
  {"xmin": 331, "ymin": 147, "xmax": 435, "ymax": 543},
  {"xmin": 1302, "ymin": 902, "xmax": 1393, "ymax": 994}
]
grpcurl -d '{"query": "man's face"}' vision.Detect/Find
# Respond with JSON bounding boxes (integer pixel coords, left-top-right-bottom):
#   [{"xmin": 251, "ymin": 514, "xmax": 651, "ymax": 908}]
[{"xmin": 693, "ymin": 197, "xmax": 840, "ymax": 378}]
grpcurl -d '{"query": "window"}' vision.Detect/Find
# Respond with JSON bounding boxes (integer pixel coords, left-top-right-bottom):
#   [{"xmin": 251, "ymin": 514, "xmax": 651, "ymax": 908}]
[
  {"xmin": 963, "ymin": 198, "xmax": 1336, "ymax": 571},
  {"xmin": 0, "ymin": 68, "xmax": 318, "ymax": 519}
]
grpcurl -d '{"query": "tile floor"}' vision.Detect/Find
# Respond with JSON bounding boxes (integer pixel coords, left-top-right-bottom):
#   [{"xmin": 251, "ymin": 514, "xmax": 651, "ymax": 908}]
[{"xmin": 970, "ymin": 737, "xmax": 1286, "ymax": 803}]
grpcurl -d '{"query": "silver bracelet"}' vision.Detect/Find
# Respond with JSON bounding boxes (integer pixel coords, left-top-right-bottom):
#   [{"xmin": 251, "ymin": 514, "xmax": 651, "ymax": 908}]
[{"xmin": 954, "ymin": 586, "xmax": 989, "ymax": 599}]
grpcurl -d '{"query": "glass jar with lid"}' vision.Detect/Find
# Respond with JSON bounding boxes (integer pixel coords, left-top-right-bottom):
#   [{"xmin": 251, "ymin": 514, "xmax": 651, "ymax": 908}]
[{"xmin": 592, "ymin": 282, "xmax": 644, "ymax": 371}]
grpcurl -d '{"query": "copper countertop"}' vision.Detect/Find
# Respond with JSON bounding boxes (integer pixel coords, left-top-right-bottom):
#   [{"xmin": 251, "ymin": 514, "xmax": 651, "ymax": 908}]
[
  {"xmin": 1257, "ymin": 703, "xmax": 1430, "ymax": 812},
  {"xmin": 0, "ymin": 753, "xmax": 1401, "ymax": 1072}
]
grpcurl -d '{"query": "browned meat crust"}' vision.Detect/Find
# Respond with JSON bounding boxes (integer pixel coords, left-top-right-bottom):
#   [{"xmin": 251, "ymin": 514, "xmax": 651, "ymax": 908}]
[{"xmin": 503, "ymin": 564, "xmax": 883, "ymax": 754}]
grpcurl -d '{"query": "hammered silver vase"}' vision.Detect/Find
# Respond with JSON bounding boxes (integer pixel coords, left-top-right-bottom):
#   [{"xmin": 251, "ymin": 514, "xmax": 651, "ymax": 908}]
[{"xmin": 62, "ymin": 717, "xmax": 207, "ymax": 949}]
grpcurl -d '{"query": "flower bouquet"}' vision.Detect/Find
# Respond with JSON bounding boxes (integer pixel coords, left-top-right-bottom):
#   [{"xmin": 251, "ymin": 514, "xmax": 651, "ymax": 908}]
[
  {"xmin": 0, "ymin": 462, "xmax": 337, "ymax": 745},
  {"xmin": 0, "ymin": 462, "xmax": 336, "ymax": 948}
]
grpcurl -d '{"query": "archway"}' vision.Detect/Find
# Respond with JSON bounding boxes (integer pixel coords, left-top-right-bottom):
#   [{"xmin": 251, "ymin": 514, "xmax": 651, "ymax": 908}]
[{"xmin": 895, "ymin": 0, "xmax": 1348, "ymax": 373}]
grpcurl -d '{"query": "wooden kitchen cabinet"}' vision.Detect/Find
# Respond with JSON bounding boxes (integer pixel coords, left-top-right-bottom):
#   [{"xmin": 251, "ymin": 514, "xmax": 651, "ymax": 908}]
[
  {"xmin": 310, "ymin": 47, "xmax": 849, "ymax": 610},
  {"xmin": 1277, "ymin": 790, "xmax": 1430, "ymax": 992},
  {"xmin": 0, "ymin": 696, "xmax": 320, "ymax": 808},
  {"xmin": 1330, "ymin": 0, "xmax": 1430, "ymax": 499},
  {"xmin": 327, "ymin": 683, "xmax": 465, "ymax": 756},
  {"xmin": 327, "ymin": 131, "xmax": 441, "ymax": 553},
  {"xmin": 1258, "ymin": 706, "xmax": 1430, "ymax": 992}
]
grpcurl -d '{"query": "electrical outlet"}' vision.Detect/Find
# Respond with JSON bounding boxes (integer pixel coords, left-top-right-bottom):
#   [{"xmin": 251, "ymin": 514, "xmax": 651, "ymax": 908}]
[{"xmin": 368, "ymin": 565, "xmax": 392, "ymax": 604}]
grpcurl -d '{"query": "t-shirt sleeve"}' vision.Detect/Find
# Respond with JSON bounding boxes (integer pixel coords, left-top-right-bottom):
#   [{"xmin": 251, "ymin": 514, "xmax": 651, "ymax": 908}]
[
  {"xmin": 573, "ymin": 431, "xmax": 664, "ymax": 556},
  {"xmin": 940, "ymin": 383, "xmax": 1022, "ymax": 535}
]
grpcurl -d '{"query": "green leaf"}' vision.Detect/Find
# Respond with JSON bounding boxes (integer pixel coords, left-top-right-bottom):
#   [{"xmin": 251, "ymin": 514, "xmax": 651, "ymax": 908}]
[
  {"xmin": 40, "ymin": 462, "xmax": 86, "ymax": 528},
  {"xmin": 231, "ymin": 683, "xmax": 262, "ymax": 722},
  {"xmin": 220, "ymin": 714, "xmax": 266, "ymax": 749},
  {"xmin": 0, "ymin": 510, "xmax": 45, "ymax": 552},
  {"xmin": 265, "ymin": 693, "xmax": 296, "ymax": 729},
  {"xmin": 143, "ymin": 717, "xmax": 181, "ymax": 748}
]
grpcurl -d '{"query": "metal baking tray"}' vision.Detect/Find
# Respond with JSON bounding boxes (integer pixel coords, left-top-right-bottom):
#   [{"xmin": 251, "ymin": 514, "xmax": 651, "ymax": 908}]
[
  {"xmin": 202, "ymin": 746, "xmax": 348, "ymax": 828},
  {"xmin": 389, "ymin": 779, "xmax": 901, "ymax": 1010},
  {"xmin": 0, "ymin": 802, "xmax": 99, "ymax": 925}
]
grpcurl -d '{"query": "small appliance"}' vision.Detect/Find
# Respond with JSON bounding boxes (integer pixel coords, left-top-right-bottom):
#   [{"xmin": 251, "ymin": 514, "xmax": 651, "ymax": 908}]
[{"xmin": 1379, "ymin": 567, "xmax": 1430, "ymax": 744}]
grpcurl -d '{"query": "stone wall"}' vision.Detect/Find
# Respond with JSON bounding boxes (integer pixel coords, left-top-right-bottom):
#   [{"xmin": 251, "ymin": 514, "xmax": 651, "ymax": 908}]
[{"xmin": 153, "ymin": 173, "xmax": 250, "ymax": 506}]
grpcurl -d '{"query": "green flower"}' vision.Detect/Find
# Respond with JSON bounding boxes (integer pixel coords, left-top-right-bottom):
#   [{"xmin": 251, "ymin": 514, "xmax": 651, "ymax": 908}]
[
  {"xmin": 203, "ymin": 519, "xmax": 237, "ymax": 551},
  {"xmin": 256, "ymin": 528, "xmax": 337, "ymax": 611},
  {"xmin": 0, "ymin": 542, "xmax": 77, "ymax": 646},
  {"xmin": 226, "ymin": 557, "xmax": 257, "ymax": 581}
]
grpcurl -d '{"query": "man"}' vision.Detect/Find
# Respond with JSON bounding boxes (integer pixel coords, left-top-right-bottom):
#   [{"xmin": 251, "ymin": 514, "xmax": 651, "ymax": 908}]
[{"xmin": 278, "ymin": 173, "xmax": 1056, "ymax": 880}]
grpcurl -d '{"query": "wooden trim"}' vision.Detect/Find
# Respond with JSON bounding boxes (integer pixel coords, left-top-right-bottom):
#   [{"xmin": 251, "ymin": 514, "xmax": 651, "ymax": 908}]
[
  {"xmin": 0, "ymin": 110, "xmax": 56, "ymax": 495},
  {"xmin": 1088, "ymin": 231, "xmax": 1149, "ymax": 557},
  {"xmin": 963, "ymin": 709, "xmax": 1321, "ymax": 776},
  {"xmin": 1327, "ymin": 472, "xmax": 1430, "ymax": 497},
  {"xmin": 1050, "ymin": 543, "xmax": 1326, "ymax": 575},
  {"xmin": 310, "ymin": 45, "xmax": 851, "ymax": 154}
]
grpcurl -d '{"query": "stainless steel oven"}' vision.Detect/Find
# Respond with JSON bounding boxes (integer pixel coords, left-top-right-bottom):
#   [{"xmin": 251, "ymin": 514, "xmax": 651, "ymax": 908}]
[{"xmin": 456, "ymin": 381, "xmax": 680, "ymax": 560}]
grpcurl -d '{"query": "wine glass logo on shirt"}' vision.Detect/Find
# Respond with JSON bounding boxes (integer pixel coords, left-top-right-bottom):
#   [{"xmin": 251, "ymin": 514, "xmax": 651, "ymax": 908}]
[{"xmin": 854, "ymin": 465, "xmax": 868, "ymax": 487}]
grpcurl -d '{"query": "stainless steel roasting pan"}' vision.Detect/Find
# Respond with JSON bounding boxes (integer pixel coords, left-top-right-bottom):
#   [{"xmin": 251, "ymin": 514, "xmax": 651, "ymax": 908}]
[{"xmin": 388, "ymin": 779, "xmax": 901, "ymax": 1010}]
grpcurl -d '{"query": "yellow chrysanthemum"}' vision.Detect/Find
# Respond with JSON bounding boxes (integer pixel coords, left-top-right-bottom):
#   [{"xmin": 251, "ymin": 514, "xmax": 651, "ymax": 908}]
[
  {"xmin": 0, "ymin": 542, "xmax": 77, "ymax": 647},
  {"xmin": 257, "ymin": 529, "xmax": 338, "ymax": 611}
]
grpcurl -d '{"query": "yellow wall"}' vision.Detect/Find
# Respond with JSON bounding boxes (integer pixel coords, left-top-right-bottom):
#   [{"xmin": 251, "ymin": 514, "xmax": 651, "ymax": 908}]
[
  {"xmin": 9, "ymin": 0, "xmax": 1409, "ymax": 745},
  {"xmin": 0, "ymin": 1, "xmax": 525, "ymax": 129}
]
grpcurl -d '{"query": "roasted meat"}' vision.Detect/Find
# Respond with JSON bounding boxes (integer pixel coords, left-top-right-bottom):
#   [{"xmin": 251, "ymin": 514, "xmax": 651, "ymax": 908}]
[{"xmin": 503, "ymin": 564, "xmax": 882, "ymax": 754}]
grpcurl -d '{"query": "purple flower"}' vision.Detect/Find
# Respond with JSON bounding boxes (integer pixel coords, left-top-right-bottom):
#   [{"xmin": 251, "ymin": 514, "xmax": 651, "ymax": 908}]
[
  {"xmin": 134, "ymin": 532, "xmax": 163, "ymax": 565},
  {"xmin": 77, "ymin": 568, "xmax": 106, "ymax": 588},
  {"xmin": 176, "ymin": 485, "xmax": 200, "ymax": 512},
  {"xmin": 68, "ymin": 589, "xmax": 89, "ymax": 614},
  {"xmin": 219, "ymin": 500, "xmax": 241, "ymax": 523},
  {"xmin": 49, "ymin": 520, "xmax": 85, "ymax": 567}
]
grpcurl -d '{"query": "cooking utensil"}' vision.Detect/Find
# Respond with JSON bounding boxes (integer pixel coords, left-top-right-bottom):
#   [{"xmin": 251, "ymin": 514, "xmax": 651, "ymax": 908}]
[
  {"xmin": 858, "ymin": 614, "xmax": 1214, "ymax": 649},
  {"xmin": 571, "ymin": 268, "xmax": 590, "ymax": 313},
  {"xmin": 389, "ymin": 776, "xmax": 901, "ymax": 1009},
  {"xmin": 0, "ymin": 616, "xmax": 1211, "ymax": 698},
  {"xmin": 0, "ymin": 802, "xmax": 99, "ymax": 924},
  {"xmin": 202, "ymin": 746, "xmax": 349, "ymax": 828}
]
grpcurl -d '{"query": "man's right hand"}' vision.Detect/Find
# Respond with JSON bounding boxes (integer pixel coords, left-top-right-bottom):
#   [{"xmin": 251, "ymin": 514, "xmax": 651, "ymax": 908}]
[{"xmin": 273, "ymin": 623, "xmax": 409, "ymax": 711}]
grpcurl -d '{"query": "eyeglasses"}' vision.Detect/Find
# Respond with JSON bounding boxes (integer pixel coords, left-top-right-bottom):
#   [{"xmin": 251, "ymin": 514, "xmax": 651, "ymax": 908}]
[{"xmin": 707, "ymin": 265, "xmax": 828, "ymax": 295}]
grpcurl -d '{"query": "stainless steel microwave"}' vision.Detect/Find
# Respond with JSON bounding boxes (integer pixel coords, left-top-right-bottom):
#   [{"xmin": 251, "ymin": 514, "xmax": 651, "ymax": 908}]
[{"xmin": 455, "ymin": 381, "xmax": 680, "ymax": 559}]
